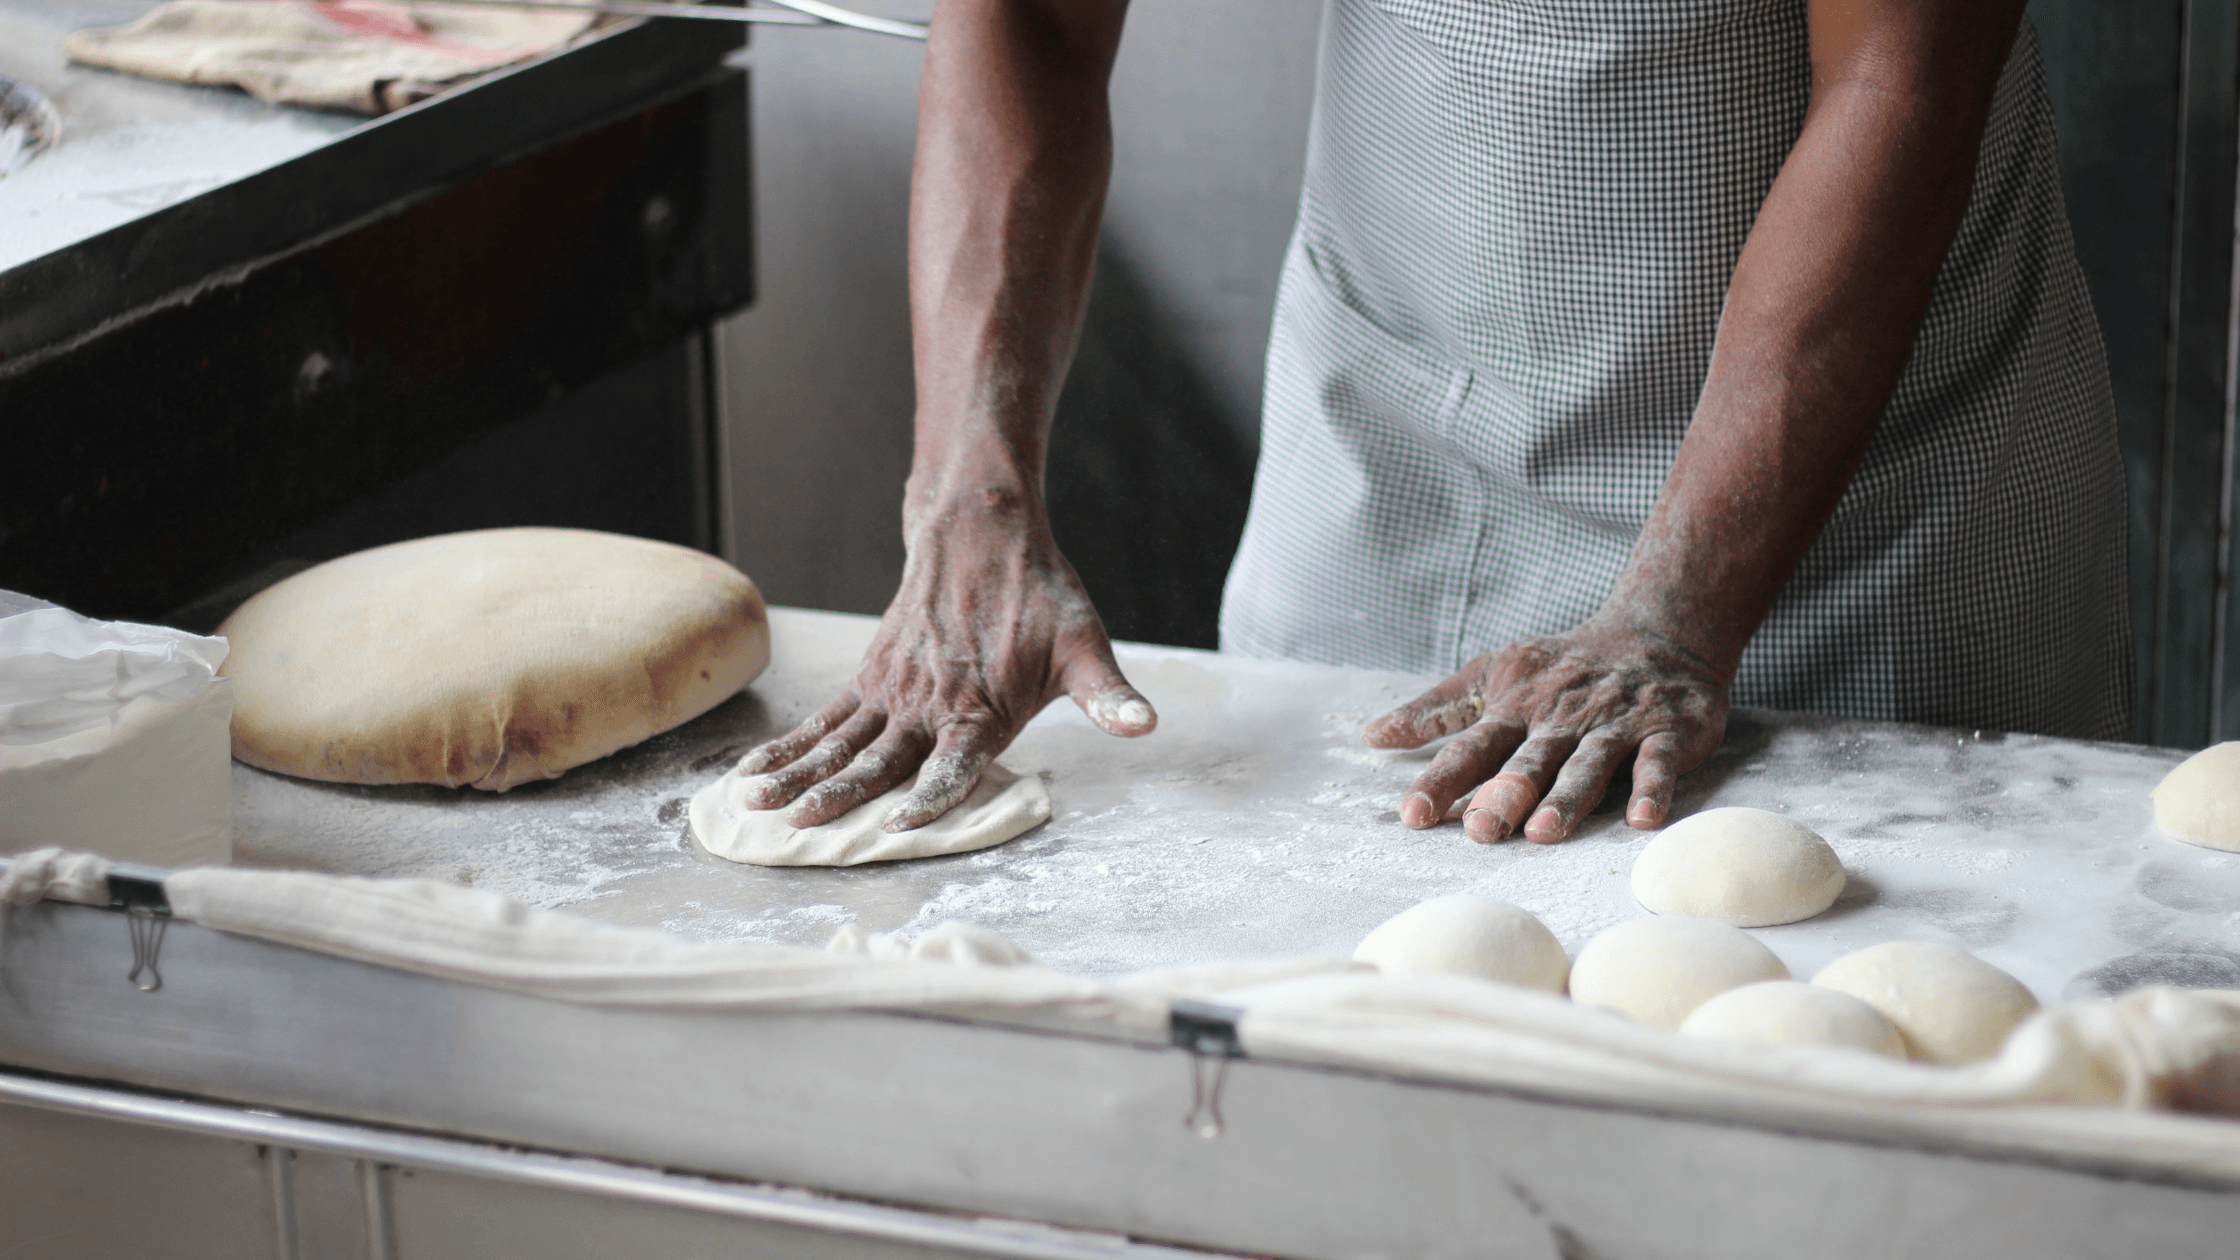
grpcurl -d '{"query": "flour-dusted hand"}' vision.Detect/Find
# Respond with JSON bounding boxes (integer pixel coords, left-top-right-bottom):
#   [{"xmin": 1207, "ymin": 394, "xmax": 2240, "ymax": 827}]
[
  {"xmin": 738, "ymin": 499, "xmax": 1153, "ymax": 833},
  {"xmin": 738, "ymin": 0, "xmax": 1140, "ymax": 832},
  {"xmin": 1362, "ymin": 619, "xmax": 1727, "ymax": 845},
  {"xmin": 1354, "ymin": 0, "xmax": 2039, "ymax": 845}
]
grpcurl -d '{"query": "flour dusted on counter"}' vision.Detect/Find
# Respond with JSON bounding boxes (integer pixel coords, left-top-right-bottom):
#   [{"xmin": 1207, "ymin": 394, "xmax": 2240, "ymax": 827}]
[
  {"xmin": 0, "ymin": 594, "xmax": 233, "ymax": 866},
  {"xmin": 221, "ymin": 614, "xmax": 2223, "ymax": 995}
]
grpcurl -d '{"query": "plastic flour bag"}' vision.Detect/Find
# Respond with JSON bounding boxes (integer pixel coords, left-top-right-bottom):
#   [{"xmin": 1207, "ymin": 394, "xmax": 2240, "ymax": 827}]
[{"xmin": 0, "ymin": 590, "xmax": 233, "ymax": 867}]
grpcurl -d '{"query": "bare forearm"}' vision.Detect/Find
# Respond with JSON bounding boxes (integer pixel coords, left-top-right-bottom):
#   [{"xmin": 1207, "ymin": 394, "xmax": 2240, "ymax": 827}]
[
  {"xmin": 1607, "ymin": 1, "xmax": 2025, "ymax": 674},
  {"xmin": 1370, "ymin": 0, "xmax": 2033, "ymax": 843},
  {"xmin": 734, "ymin": 3, "xmax": 1146, "ymax": 830},
  {"xmin": 905, "ymin": 0, "xmax": 1128, "ymax": 527}
]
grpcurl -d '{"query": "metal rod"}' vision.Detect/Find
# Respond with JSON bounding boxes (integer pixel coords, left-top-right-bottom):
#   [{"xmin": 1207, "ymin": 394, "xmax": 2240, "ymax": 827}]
[
  {"xmin": 424, "ymin": 0, "xmax": 814, "ymax": 23},
  {"xmin": 268, "ymin": 1145, "xmax": 302, "ymax": 1260},
  {"xmin": 421, "ymin": 0, "xmax": 928, "ymax": 38},
  {"xmin": 0, "ymin": 1070, "xmax": 1204, "ymax": 1260},
  {"xmin": 759, "ymin": 0, "xmax": 927, "ymax": 39},
  {"xmin": 359, "ymin": 1161, "xmax": 397, "ymax": 1260}
]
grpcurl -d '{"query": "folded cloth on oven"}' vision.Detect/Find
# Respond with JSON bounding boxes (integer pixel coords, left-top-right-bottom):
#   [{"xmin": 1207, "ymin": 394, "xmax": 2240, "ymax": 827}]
[{"xmin": 64, "ymin": 0, "xmax": 597, "ymax": 116}]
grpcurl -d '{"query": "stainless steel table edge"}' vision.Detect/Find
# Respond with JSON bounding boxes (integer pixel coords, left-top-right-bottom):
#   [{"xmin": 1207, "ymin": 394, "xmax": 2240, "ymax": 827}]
[
  {"xmin": 9, "ymin": 896, "xmax": 2240, "ymax": 1258},
  {"xmin": 0, "ymin": 1065, "xmax": 1229, "ymax": 1260}
]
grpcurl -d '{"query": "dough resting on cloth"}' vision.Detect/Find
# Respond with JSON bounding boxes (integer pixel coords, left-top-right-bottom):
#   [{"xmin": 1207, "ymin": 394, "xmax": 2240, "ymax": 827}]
[
  {"xmin": 2154, "ymin": 742, "xmax": 2240, "ymax": 852},
  {"xmin": 1566, "ymin": 916, "xmax": 1790, "ymax": 1030},
  {"xmin": 1680, "ymin": 980, "xmax": 1906, "ymax": 1058},
  {"xmin": 690, "ymin": 763, "xmax": 1050, "ymax": 867},
  {"xmin": 219, "ymin": 528, "xmax": 768, "ymax": 791},
  {"xmin": 1353, "ymin": 895, "xmax": 1568, "ymax": 993},
  {"xmin": 1813, "ymin": 941, "xmax": 2039, "ymax": 1064}
]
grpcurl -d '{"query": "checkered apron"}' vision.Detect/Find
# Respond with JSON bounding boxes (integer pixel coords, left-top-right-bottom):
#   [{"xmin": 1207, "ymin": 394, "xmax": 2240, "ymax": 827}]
[{"xmin": 1219, "ymin": 0, "xmax": 2132, "ymax": 739}]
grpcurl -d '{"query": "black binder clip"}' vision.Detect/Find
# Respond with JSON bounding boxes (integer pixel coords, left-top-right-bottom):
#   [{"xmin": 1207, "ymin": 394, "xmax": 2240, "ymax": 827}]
[
  {"xmin": 106, "ymin": 863, "xmax": 172, "ymax": 993},
  {"xmin": 1170, "ymin": 998, "xmax": 1244, "ymax": 1140}
]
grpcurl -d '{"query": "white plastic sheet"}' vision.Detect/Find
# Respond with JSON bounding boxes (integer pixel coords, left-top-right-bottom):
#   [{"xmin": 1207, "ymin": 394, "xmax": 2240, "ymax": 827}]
[{"xmin": 0, "ymin": 595, "xmax": 234, "ymax": 866}]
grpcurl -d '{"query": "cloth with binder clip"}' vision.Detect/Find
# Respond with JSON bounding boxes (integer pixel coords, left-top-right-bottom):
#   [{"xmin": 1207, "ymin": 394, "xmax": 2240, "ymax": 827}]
[{"xmin": 18, "ymin": 850, "xmax": 2240, "ymax": 1133}]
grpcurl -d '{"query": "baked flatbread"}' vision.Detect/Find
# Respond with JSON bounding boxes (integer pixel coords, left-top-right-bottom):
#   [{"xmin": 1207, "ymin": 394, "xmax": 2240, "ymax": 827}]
[{"xmin": 219, "ymin": 528, "xmax": 767, "ymax": 791}]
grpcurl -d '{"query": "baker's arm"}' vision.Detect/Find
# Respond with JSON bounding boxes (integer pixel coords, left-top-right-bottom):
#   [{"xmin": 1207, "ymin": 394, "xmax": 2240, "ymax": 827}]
[
  {"xmin": 739, "ymin": 0, "xmax": 1150, "ymax": 831},
  {"xmin": 1366, "ymin": 0, "xmax": 2030, "ymax": 843}
]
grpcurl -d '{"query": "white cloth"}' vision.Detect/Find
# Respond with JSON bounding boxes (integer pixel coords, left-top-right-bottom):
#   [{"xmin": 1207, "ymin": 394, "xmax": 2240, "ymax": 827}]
[
  {"xmin": 1236, "ymin": 972, "xmax": 2240, "ymax": 1116},
  {"xmin": 0, "ymin": 847, "xmax": 111, "ymax": 906},
  {"xmin": 11, "ymin": 855, "xmax": 2240, "ymax": 1130},
  {"xmin": 161, "ymin": 867, "xmax": 1167, "ymax": 1030},
  {"xmin": 0, "ymin": 605, "xmax": 226, "ymax": 747},
  {"xmin": 827, "ymin": 920, "xmax": 1038, "ymax": 967}
]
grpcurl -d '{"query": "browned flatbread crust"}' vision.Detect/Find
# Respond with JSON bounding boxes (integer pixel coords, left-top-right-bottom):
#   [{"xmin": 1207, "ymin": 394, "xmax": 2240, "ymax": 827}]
[{"xmin": 219, "ymin": 528, "xmax": 768, "ymax": 791}]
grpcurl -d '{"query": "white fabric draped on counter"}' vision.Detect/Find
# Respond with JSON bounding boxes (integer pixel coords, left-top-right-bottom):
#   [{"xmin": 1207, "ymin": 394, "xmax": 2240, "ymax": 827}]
[{"xmin": 9, "ymin": 847, "xmax": 2240, "ymax": 1149}]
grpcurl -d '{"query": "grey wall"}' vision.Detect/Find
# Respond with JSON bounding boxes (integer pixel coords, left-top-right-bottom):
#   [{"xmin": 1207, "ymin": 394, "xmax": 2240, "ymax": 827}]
[
  {"xmin": 718, "ymin": 3, "xmax": 1319, "ymax": 644},
  {"xmin": 2033, "ymin": 0, "xmax": 2240, "ymax": 745},
  {"xmin": 716, "ymin": 17, "xmax": 923, "ymax": 622},
  {"xmin": 1095, "ymin": 6, "xmax": 1322, "ymax": 457}
]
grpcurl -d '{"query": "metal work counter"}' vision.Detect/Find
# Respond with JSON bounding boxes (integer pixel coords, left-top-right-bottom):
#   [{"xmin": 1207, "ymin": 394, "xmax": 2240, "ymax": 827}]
[
  {"xmin": 9, "ymin": 607, "xmax": 2240, "ymax": 1259},
  {"xmin": 236, "ymin": 607, "xmax": 2213, "ymax": 1005}
]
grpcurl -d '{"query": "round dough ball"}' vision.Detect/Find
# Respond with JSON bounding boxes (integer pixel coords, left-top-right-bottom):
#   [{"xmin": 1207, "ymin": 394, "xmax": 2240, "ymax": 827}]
[
  {"xmin": 1567, "ymin": 916, "xmax": 1790, "ymax": 1030},
  {"xmin": 1812, "ymin": 941, "xmax": 2039, "ymax": 1064},
  {"xmin": 1354, "ymin": 895, "xmax": 1569, "ymax": 993},
  {"xmin": 1631, "ymin": 806, "xmax": 1846, "ymax": 927},
  {"xmin": 220, "ymin": 528, "xmax": 767, "ymax": 791},
  {"xmin": 1678, "ymin": 980, "xmax": 1906, "ymax": 1058},
  {"xmin": 2154, "ymin": 742, "xmax": 2240, "ymax": 852}
]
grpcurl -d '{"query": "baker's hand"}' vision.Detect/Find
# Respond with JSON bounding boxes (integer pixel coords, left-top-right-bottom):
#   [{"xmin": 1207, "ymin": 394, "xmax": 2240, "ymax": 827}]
[
  {"xmin": 735, "ymin": 500, "xmax": 1155, "ymax": 832},
  {"xmin": 1361, "ymin": 619, "xmax": 1728, "ymax": 844}
]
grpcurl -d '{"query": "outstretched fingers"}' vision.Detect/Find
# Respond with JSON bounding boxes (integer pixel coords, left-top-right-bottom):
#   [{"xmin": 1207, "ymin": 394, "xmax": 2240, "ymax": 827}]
[
  {"xmin": 881, "ymin": 721, "xmax": 1001, "ymax": 833},
  {"xmin": 1625, "ymin": 730, "xmax": 1684, "ymax": 829},
  {"xmin": 737, "ymin": 692, "xmax": 859, "ymax": 777},
  {"xmin": 1397, "ymin": 720, "xmax": 1527, "ymax": 830},
  {"xmin": 744, "ymin": 706, "xmax": 886, "ymax": 809},
  {"xmin": 1364, "ymin": 673, "xmax": 1486, "ymax": 750},
  {"xmin": 1465, "ymin": 732, "xmax": 1578, "ymax": 843},
  {"xmin": 1521, "ymin": 731, "xmax": 1632, "ymax": 844},
  {"xmin": 784, "ymin": 728, "xmax": 930, "ymax": 828}
]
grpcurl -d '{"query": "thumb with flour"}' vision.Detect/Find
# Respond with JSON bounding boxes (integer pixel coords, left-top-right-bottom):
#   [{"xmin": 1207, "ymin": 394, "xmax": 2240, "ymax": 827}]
[{"xmin": 1064, "ymin": 642, "xmax": 1158, "ymax": 738}]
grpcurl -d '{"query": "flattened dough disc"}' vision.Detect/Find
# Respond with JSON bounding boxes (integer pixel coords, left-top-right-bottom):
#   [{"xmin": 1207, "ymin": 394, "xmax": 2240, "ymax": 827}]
[{"xmin": 690, "ymin": 763, "xmax": 1050, "ymax": 867}]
